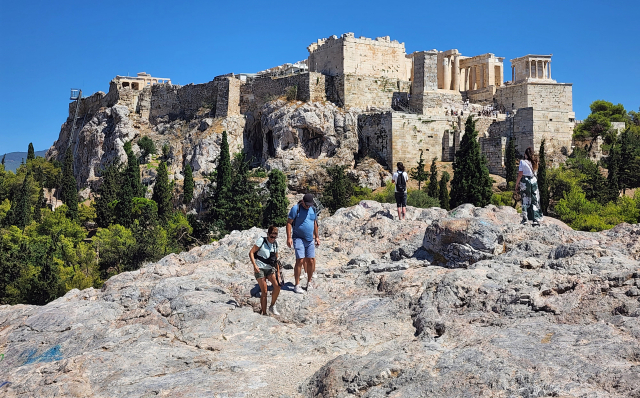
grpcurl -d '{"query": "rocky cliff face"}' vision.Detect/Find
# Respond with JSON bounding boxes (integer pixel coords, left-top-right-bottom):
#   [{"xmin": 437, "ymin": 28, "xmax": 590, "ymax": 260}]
[
  {"xmin": 1, "ymin": 203, "xmax": 639, "ymax": 397},
  {"xmin": 47, "ymin": 91, "xmax": 386, "ymax": 202}
]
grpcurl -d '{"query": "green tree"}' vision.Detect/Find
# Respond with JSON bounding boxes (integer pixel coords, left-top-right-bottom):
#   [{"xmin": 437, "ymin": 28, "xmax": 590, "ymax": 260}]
[
  {"xmin": 1, "ymin": 154, "xmax": 5, "ymax": 166},
  {"xmin": 34, "ymin": 185, "xmax": 45, "ymax": 222},
  {"xmin": 227, "ymin": 152, "xmax": 263, "ymax": 231},
  {"xmin": 574, "ymin": 100, "xmax": 627, "ymax": 140},
  {"xmin": 505, "ymin": 136, "xmax": 517, "ymax": 185},
  {"xmin": 183, "ymin": 163, "xmax": 194, "ymax": 204},
  {"xmin": 409, "ymin": 150, "xmax": 428, "ymax": 190},
  {"xmin": 263, "ymin": 168, "xmax": 289, "ymax": 226},
  {"xmin": 438, "ymin": 171, "xmax": 451, "ymax": 210},
  {"xmin": 11, "ymin": 172, "xmax": 32, "ymax": 229},
  {"xmin": 27, "ymin": 143, "xmax": 35, "ymax": 162},
  {"xmin": 116, "ymin": 142, "xmax": 145, "ymax": 226},
  {"xmin": 450, "ymin": 117, "xmax": 493, "ymax": 208},
  {"xmin": 606, "ymin": 139, "xmax": 620, "ymax": 203},
  {"xmin": 407, "ymin": 190, "xmax": 439, "ymax": 208},
  {"xmin": 60, "ymin": 148, "xmax": 78, "ymax": 220},
  {"xmin": 566, "ymin": 149, "xmax": 609, "ymax": 205},
  {"xmin": 619, "ymin": 128, "xmax": 640, "ymax": 193},
  {"xmin": 95, "ymin": 162, "xmax": 121, "ymax": 228},
  {"xmin": 94, "ymin": 224, "xmax": 136, "ymax": 276},
  {"xmin": 538, "ymin": 139, "xmax": 549, "ymax": 215},
  {"xmin": 207, "ymin": 131, "xmax": 233, "ymax": 230},
  {"xmin": 162, "ymin": 143, "xmax": 170, "ymax": 159},
  {"xmin": 323, "ymin": 165, "xmax": 351, "ymax": 214},
  {"xmin": 138, "ymin": 136, "xmax": 156, "ymax": 160},
  {"xmin": 427, "ymin": 157, "xmax": 439, "ymax": 199},
  {"xmin": 152, "ymin": 161, "xmax": 172, "ymax": 222}
]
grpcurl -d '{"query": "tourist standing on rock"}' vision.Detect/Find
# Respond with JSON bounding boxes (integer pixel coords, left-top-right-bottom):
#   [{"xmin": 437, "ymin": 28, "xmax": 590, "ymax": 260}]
[
  {"xmin": 287, "ymin": 193, "xmax": 320, "ymax": 294},
  {"xmin": 249, "ymin": 226, "xmax": 281, "ymax": 315},
  {"xmin": 515, "ymin": 147, "xmax": 543, "ymax": 226},
  {"xmin": 392, "ymin": 162, "xmax": 409, "ymax": 221}
]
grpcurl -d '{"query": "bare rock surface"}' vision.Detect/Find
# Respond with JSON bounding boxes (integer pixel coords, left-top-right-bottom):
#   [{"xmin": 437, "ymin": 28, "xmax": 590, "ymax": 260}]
[{"xmin": 1, "ymin": 203, "xmax": 639, "ymax": 397}]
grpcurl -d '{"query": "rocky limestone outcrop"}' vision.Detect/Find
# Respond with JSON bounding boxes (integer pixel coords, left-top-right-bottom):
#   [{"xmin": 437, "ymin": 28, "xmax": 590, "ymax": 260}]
[
  {"xmin": 1, "ymin": 203, "xmax": 639, "ymax": 397},
  {"xmin": 47, "ymin": 96, "xmax": 387, "ymax": 203}
]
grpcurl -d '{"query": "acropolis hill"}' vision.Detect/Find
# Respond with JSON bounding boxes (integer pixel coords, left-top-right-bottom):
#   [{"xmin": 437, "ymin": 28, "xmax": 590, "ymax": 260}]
[{"xmin": 47, "ymin": 33, "xmax": 575, "ymax": 198}]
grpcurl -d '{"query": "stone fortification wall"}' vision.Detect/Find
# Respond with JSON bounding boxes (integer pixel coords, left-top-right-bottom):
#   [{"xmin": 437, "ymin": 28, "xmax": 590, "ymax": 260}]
[
  {"xmin": 357, "ymin": 112, "xmax": 393, "ymax": 168},
  {"xmin": 240, "ymin": 72, "xmax": 327, "ymax": 113},
  {"xmin": 390, "ymin": 113, "xmax": 451, "ymax": 170},
  {"xmin": 308, "ymin": 33, "xmax": 411, "ymax": 80},
  {"xmin": 479, "ymin": 136, "xmax": 507, "ymax": 176},
  {"xmin": 466, "ymin": 86, "xmax": 495, "ymax": 105},
  {"xmin": 342, "ymin": 75, "xmax": 411, "ymax": 110},
  {"xmin": 495, "ymin": 82, "xmax": 573, "ymax": 114},
  {"xmin": 149, "ymin": 80, "xmax": 218, "ymax": 122}
]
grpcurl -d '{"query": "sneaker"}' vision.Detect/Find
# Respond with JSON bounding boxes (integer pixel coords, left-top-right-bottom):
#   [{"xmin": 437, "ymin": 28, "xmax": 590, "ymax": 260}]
[
  {"xmin": 532, "ymin": 221, "xmax": 540, "ymax": 227},
  {"xmin": 294, "ymin": 285, "xmax": 304, "ymax": 294},
  {"xmin": 269, "ymin": 305, "xmax": 280, "ymax": 316},
  {"xmin": 307, "ymin": 282, "xmax": 314, "ymax": 290}
]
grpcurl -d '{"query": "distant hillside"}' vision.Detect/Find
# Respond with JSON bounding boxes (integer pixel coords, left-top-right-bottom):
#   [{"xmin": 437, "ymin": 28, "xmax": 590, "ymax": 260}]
[{"xmin": 1, "ymin": 150, "xmax": 47, "ymax": 172}]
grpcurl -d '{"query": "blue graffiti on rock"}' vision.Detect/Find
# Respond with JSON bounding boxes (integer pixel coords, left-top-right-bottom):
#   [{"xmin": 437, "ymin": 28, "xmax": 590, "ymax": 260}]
[
  {"xmin": 0, "ymin": 381, "xmax": 11, "ymax": 388},
  {"xmin": 22, "ymin": 345, "xmax": 63, "ymax": 365}
]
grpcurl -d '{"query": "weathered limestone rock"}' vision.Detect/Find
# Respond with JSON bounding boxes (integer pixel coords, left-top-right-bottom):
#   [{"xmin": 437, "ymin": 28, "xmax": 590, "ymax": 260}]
[{"xmin": 1, "ymin": 203, "xmax": 639, "ymax": 397}]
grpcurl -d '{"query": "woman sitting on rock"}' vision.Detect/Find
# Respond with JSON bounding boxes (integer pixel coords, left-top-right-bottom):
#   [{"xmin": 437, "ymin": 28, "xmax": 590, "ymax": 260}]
[
  {"xmin": 515, "ymin": 147, "xmax": 543, "ymax": 226},
  {"xmin": 249, "ymin": 226, "xmax": 281, "ymax": 315}
]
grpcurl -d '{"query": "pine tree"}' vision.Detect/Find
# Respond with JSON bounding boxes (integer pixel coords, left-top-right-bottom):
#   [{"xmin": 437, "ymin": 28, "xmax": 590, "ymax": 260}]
[
  {"xmin": 323, "ymin": 165, "xmax": 350, "ymax": 215},
  {"xmin": 409, "ymin": 150, "xmax": 429, "ymax": 190},
  {"xmin": 27, "ymin": 143, "xmax": 35, "ymax": 162},
  {"xmin": 428, "ymin": 157, "xmax": 439, "ymax": 199},
  {"xmin": 606, "ymin": 139, "xmax": 620, "ymax": 203},
  {"xmin": 438, "ymin": 171, "xmax": 451, "ymax": 210},
  {"xmin": 263, "ymin": 168, "xmax": 289, "ymax": 226},
  {"xmin": 152, "ymin": 161, "xmax": 172, "ymax": 222},
  {"xmin": 537, "ymin": 140, "xmax": 550, "ymax": 215},
  {"xmin": 95, "ymin": 162, "xmax": 121, "ymax": 228},
  {"xmin": 450, "ymin": 117, "xmax": 493, "ymax": 208},
  {"xmin": 505, "ymin": 136, "xmax": 517, "ymax": 185},
  {"xmin": 183, "ymin": 163, "xmax": 194, "ymax": 204},
  {"xmin": 61, "ymin": 148, "xmax": 78, "ymax": 220},
  {"xmin": 11, "ymin": 173, "xmax": 32, "ymax": 229}
]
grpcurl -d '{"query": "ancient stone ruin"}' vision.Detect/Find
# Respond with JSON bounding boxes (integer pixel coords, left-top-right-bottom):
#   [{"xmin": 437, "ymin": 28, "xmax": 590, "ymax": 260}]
[{"xmin": 47, "ymin": 33, "xmax": 575, "ymax": 198}]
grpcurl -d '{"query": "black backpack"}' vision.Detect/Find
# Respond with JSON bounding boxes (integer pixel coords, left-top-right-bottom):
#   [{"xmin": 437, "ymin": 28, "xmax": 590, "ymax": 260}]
[{"xmin": 396, "ymin": 172, "xmax": 406, "ymax": 193}]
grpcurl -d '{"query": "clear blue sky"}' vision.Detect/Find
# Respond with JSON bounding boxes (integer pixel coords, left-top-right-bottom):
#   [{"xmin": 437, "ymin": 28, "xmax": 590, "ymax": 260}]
[{"xmin": 1, "ymin": 0, "xmax": 638, "ymax": 154}]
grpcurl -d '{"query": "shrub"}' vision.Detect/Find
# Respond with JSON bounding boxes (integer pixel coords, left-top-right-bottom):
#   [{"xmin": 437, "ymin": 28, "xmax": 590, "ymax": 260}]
[
  {"xmin": 285, "ymin": 86, "xmax": 298, "ymax": 101},
  {"xmin": 372, "ymin": 183, "xmax": 396, "ymax": 204},
  {"xmin": 138, "ymin": 137, "xmax": 156, "ymax": 158},
  {"xmin": 491, "ymin": 191, "xmax": 515, "ymax": 207},
  {"xmin": 407, "ymin": 190, "xmax": 439, "ymax": 208}
]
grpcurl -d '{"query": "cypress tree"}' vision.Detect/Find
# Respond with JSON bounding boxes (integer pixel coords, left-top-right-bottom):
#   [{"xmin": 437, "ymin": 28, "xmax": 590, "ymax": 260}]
[
  {"xmin": 152, "ymin": 161, "xmax": 172, "ymax": 222},
  {"xmin": 95, "ymin": 162, "xmax": 121, "ymax": 228},
  {"xmin": 606, "ymin": 140, "xmax": 620, "ymax": 203},
  {"xmin": 450, "ymin": 117, "xmax": 493, "ymax": 208},
  {"xmin": 227, "ymin": 152, "xmax": 263, "ymax": 231},
  {"xmin": 12, "ymin": 173, "xmax": 32, "ymax": 229},
  {"xmin": 438, "ymin": 171, "xmax": 451, "ymax": 210},
  {"xmin": 1, "ymin": 154, "xmax": 5, "ymax": 166},
  {"xmin": 183, "ymin": 163, "xmax": 194, "ymax": 204},
  {"xmin": 323, "ymin": 165, "xmax": 350, "ymax": 215},
  {"xmin": 537, "ymin": 139, "xmax": 550, "ymax": 215},
  {"xmin": 428, "ymin": 157, "xmax": 439, "ymax": 199},
  {"xmin": 505, "ymin": 136, "xmax": 517, "ymax": 185},
  {"xmin": 34, "ymin": 184, "xmax": 45, "ymax": 222},
  {"xmin": 409, "ymin": 150, "xmax": 428, "ymax": 190},
  {"xmin": 263, "ymin": 168, "xmax": 289, "ymax": 226},
  {"xmin": 27, "ymin": 143, "xmax": 35, "ymax": 162},
  {"xmin": 61, "ymin": 148, "xmax": 78, "ymax": 220},
  {"xmin": 207, "ymin": 131, "xmax": 233, "ymax": 227},
  {"xmin": 116, "ymin": 142, "xmax": 145, "ymax": 227}
]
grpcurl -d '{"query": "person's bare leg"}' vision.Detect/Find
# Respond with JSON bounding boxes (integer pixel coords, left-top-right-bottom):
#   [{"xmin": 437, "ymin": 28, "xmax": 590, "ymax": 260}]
[
  {"xmin": 306, "ymin": 258, "xmax": 316, "ymax": 287},
  {"xmin": 402, "ymin": 206, "xmax": 407, "ymax": 220},
  {"xmin": 397, "ymin": 207, "xmax": 402, "ymax": 220},
  {"xmin": 294, "ymin": 258, "xmax": 304, "ymax": 286},
  {"xmin": 266, "ymin": 274, "xmax": 280, "ymax": 305},
  {"xmin": 257, "ymin": 277, "xmax": 268, "ymax": 315}
]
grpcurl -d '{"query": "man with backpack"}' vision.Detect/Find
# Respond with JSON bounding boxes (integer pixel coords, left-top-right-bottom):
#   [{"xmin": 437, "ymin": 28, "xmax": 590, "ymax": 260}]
[
  {"xmin": 286, "ymin": 193, "xmax": 320, "ymax": 294},
  {"xmin": 392, "ymin": 162, "xmax": 409, "ymax": 221}
]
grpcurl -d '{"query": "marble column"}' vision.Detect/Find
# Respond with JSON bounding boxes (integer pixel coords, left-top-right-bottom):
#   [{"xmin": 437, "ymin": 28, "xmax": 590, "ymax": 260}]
[
  {"xmin": 470, "ymin": 66, "xmax": 476, "ymax": 90},
  {"xmin": 452, "ymin": 56, "xmax": 460, "ymax": 91},
  {"xmin": 548, "ymin": 61, "xmax": 551, "ymax": 79},
  {"xmin": 499, "ymin": 64, "xmax": 504, "ymax": 86},
  {"xmin": 443, "ymin": 58, "xmax": 451, "ymax": 91}
]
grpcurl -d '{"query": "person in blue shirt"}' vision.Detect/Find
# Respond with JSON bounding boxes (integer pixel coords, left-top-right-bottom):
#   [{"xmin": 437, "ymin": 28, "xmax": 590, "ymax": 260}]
[{"xmin": 286, "ymin": 193, "xmax": 320, "ymax": 294}]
